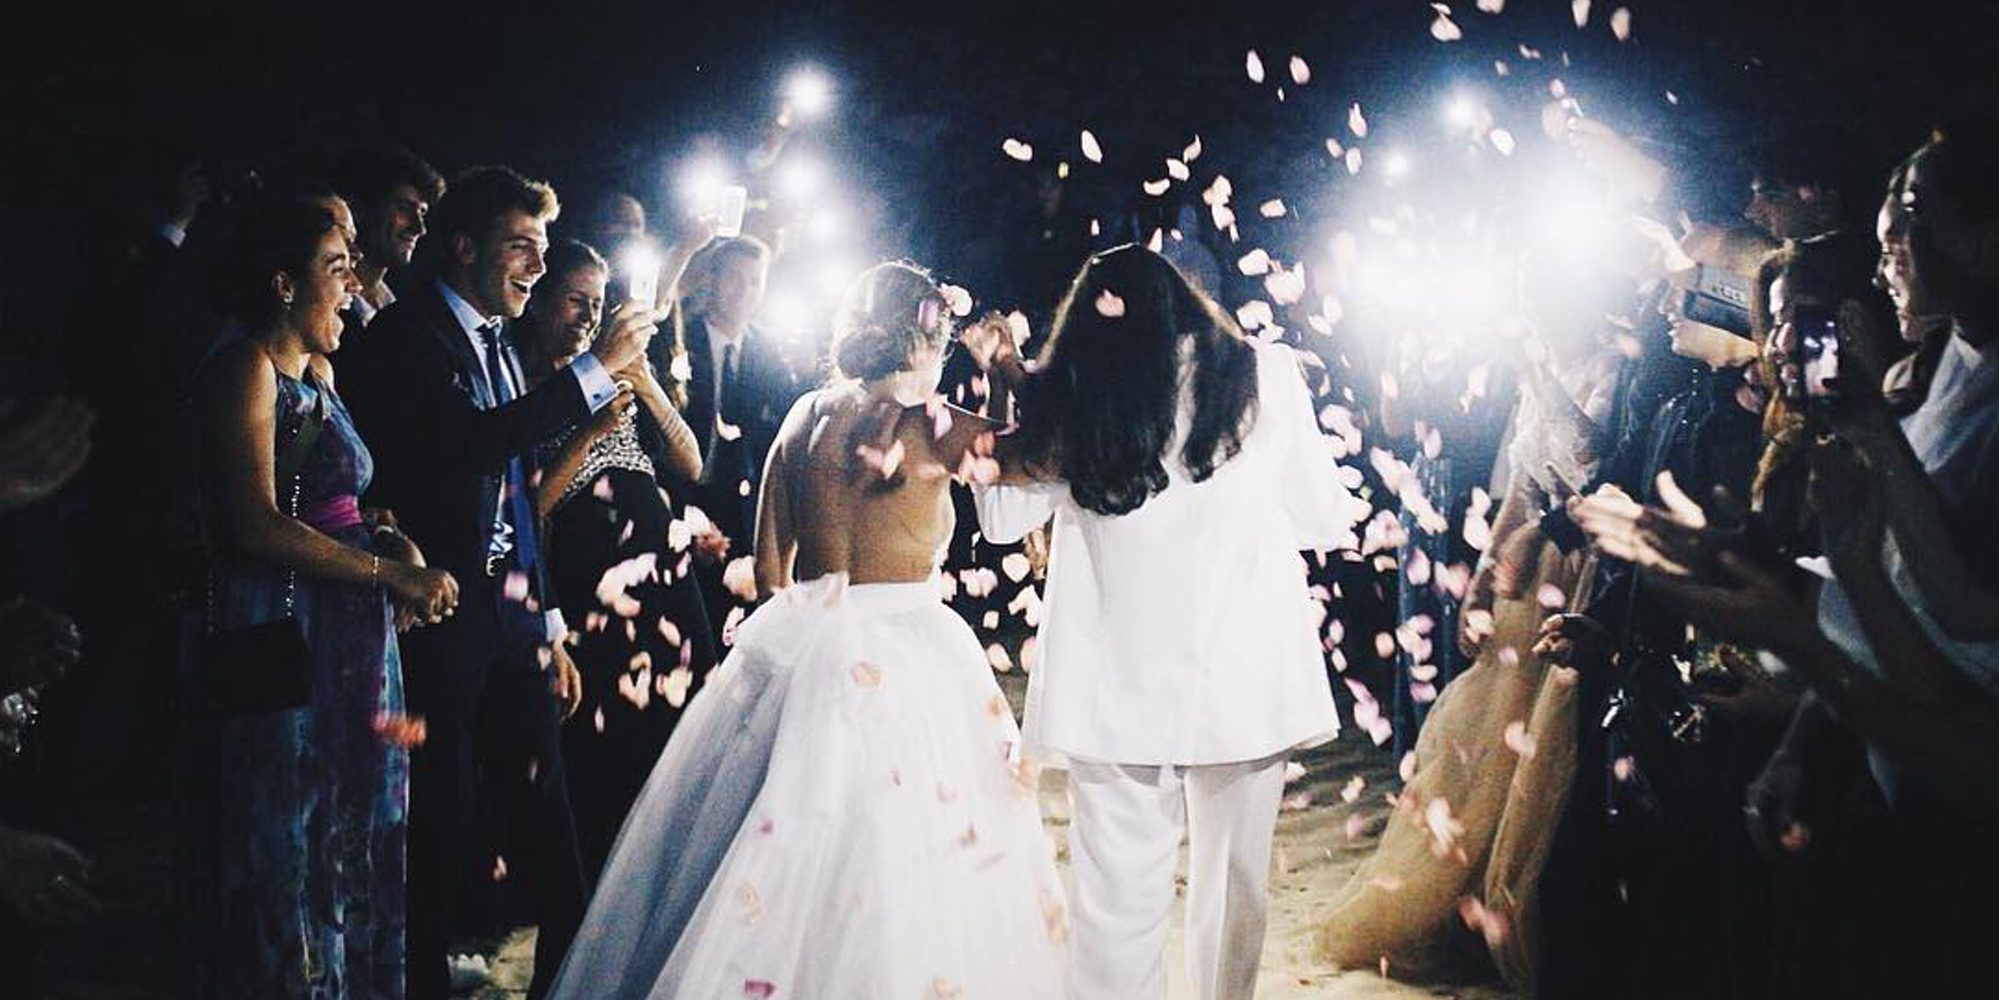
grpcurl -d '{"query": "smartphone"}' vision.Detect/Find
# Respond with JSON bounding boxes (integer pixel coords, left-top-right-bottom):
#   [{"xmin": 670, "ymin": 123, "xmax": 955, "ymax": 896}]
[
  {"xmin": 620, "ymin": 241, "xmax": 660, "ymax": 308},
  {"xmin": 1792, "ymin": 304, "xmax": 1841, "ymax": 403},
  {"xmin": 715, "ymin": 185, "xmax": 748, "ymax": 238}
]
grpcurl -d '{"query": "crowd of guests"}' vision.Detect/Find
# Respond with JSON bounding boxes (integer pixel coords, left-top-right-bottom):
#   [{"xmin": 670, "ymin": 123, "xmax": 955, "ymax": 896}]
[
  {"xmin": 1320, "ymin": 114, "xmax": 1996, "ymax": 998},
  {"xmin": 0, "ymin": 90, "xmax": 1991, "ymax": 1000},
  {"xmin": 0, "ymin": 140, "xmax": 813, "ymax": 997}
]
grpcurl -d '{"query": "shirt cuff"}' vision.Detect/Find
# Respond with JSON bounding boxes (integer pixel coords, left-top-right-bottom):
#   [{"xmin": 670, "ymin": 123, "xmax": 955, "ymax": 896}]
[
  {"xmin": 543, "ymin": 609, "xmax": 568, "ymax": 644},
  {"xmin": 570, "ymin": 353, "xmax": 619, "ymax": 413}
]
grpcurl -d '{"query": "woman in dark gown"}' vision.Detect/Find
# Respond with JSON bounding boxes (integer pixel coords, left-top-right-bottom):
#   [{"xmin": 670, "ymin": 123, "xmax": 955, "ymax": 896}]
[
  {"xmin": 188, "ymin": 194, "xmax": 457, "ymax": 997},
  {"xmin": 518, "ymin": 239, "xmax": 717, "ymax": 885}
]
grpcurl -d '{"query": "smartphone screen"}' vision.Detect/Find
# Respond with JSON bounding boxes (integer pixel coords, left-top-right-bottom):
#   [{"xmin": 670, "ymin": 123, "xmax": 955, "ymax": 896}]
[
  {"xmin": 715, "ymin": 185, "xmax": 748, "ymax": 238},
  {"xmin": 1794, "ymin": 306, "xmax": 1840, "ymax": 401}
]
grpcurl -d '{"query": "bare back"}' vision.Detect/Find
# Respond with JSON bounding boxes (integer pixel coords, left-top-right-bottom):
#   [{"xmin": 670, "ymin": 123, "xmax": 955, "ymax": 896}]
[{"xmin": 755, "ymin": 384, "xmax": 985, "ymax": 594}]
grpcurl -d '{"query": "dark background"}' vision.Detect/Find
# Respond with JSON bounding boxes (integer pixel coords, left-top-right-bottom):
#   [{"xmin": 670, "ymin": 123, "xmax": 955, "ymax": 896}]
[{"xmin": 1, "ymin": 0, "xmax": 1992, "ymax": 360}]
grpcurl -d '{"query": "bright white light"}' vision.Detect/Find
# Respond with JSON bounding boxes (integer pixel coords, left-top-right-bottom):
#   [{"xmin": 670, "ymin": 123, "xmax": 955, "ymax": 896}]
[
  {"xmin": 806, "ymin": 206, "xmax": 845, "ymax": 243},
  {"xmin": 777, "ymin": 157, "xmax": 823, "ymax": 200},
  {"xmin": 1445, "ymin": 93, "xmax": 1481, "ymax": 128},
  {"xmin": 1382, "ymin": 150, "xmax": 1413, "ymax": 178},
  {"xmin": 816, "ymin": 257, "xmax": 861, "ymax": 296},
  {"xmin": 784, "ymin": 67, "xmax": 834, "ymax": 120},
  {"xmin": 761, "ymin": 288, "xmax": 811, "ymax": 336},
  {"xmin": 675, "ymin": 159, "xmax": 731, "ymax": 214}
]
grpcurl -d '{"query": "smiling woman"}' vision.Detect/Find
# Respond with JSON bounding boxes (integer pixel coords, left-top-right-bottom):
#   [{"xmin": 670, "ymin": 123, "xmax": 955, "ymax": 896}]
[{"xmin": 188, "ymin": 192, "xmax": 456, "ymax": 998}]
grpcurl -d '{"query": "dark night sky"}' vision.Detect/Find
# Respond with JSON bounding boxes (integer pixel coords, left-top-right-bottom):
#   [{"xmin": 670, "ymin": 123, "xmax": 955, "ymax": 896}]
[{"xmin": 1, "ymin": 0, "xmax": 1992, "ymax": 354}]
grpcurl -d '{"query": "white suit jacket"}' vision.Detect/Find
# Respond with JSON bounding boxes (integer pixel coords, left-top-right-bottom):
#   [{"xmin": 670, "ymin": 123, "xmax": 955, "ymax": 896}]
[{"xmin": 975, "ymin": 341, "xmax": 1366, "ymax": 767}]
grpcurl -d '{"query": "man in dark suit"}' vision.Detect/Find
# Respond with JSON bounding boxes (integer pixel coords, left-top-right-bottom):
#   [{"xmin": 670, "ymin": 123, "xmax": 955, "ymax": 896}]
[
  {"xmin": 651, "ymin": 235, "xmax": 800, "ymax": 555},
  {"xmin": 337, "ymin": 166, "xmax": 654, "ymax": 999}
]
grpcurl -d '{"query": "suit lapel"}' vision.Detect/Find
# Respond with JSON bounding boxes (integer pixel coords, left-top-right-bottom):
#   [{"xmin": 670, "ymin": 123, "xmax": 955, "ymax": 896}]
[{"xmin": 417, "ymin": 287, "xmax": 495, "ymax": 410}]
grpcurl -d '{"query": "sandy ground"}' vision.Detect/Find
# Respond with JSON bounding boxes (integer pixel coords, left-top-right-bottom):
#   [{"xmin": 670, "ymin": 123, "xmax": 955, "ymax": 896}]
[{"xmin": 474, "ymin": 681, "xmax": 1518, "ymax": 1000}]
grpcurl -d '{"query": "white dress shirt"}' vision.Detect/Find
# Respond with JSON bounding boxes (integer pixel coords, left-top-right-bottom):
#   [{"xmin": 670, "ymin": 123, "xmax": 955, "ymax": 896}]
[
  {"xmin": 437, "ymin": 280, "xmax": 619, "ymax": 641},
  {"xmin": 975, "ymin": 341, "xmax": 1367, "ymax": 767}
]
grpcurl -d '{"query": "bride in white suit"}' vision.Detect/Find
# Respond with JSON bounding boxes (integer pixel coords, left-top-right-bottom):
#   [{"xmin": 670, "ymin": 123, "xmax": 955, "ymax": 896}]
[{"xmin": 965, "ymin": 245, "xmax": 1366, "ymax": 1000}]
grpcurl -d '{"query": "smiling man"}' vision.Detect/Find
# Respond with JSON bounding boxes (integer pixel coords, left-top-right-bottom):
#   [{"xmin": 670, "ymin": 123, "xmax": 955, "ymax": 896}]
[
  {"xmin": 334, "ymin": 143, "xmax": 446, "ymax": 327},
  {"xmin": 337, "ymin": 165, "xmax": 656, "ymax": 1000}
]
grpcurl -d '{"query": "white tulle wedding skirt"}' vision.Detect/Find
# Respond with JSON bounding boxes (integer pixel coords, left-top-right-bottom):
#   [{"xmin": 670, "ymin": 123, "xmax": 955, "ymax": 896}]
[{"xmin": 547, "ymin": 575, "xmax": 1071, "ymax": 999}]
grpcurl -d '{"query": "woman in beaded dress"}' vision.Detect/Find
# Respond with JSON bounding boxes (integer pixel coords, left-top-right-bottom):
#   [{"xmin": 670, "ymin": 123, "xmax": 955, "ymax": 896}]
[{"xmin": 517, "ymin": 240, "xmax": 717, "ymax": 886}]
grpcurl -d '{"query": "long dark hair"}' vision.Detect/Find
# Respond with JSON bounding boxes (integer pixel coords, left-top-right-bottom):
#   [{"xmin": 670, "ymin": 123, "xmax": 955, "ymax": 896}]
[{"xmin": 1011, "ymin": 245, "xmax": 1259, "ymax": 516}]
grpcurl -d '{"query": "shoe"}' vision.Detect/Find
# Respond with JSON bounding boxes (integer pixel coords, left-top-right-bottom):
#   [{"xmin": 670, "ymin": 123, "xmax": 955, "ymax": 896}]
[{"xmin": 447, "ymin": 953, "xmax": 491, "ymax": 993}]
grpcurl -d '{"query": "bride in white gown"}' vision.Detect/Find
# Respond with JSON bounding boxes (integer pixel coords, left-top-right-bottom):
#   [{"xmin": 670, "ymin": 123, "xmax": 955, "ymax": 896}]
[{"xmin": 547, "ymin": 262, "xmax": 1069, "ymax": 999}]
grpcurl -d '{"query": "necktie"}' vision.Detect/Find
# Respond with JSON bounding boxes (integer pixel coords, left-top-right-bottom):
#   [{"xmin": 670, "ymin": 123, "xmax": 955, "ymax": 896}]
[
  {"xmin": 719, "ymin": 342, "xmax": 741, "ymax": 423},
  {"xmin": 479, "ymin": 322, "xmax": 541, "ymax": 572}
]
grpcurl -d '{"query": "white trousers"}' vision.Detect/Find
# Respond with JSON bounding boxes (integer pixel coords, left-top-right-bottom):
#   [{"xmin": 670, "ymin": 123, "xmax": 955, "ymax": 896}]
[{"xmin": 1066, "ymin": 753, "xmax": 1290, "ymax": 1000}]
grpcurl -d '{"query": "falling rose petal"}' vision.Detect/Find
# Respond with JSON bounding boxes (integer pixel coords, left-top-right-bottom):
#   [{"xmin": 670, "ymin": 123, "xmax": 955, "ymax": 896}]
[
  {"xmin": 1079, "ymin": 129, "xmax": 1103, "ymax": 163},
  {"xmin": 1245, "ymin": 49, "xmax": 1266, "ymax": 83},
  {"xmin": 1211, "ymin": 202, "xmax": 1236, "ymax": 230},
  {"xmin": 1494, "ymin": 59, "xmax": 1510, "ymax": 76},
  {"xmin": 1613, "ymin": 755, "xmax": 1636, "ymax": 782},
  {"xmin": 1000, "ymin": 552, "xmax": 1032, "ymax": 582},
  {"xmin": 1665, "ymin": 90, "xmax": 1679, "ymax": 105},
  {"xmin": 1283, "ymin": 761, "xmax": 1308, "ymax": 784},
  {"xmin": 1399, "ymin": 750, "xmax": 1419, "ymax": 781},
  {"xmin": 1288, "ymin": 55, "xmax": 1311, "ymax": 84},
  {"xmin": 1571, "ymin": 0, "xmax": 1590, "ymax": 27},
  {"xmin": 667, "ymin": 518, "xmax": 692, "ymax": 552},
  {"xmin": 981, "ymin": 609, "xmax": 1000, "ymax": 630},
  {"xmin": 1459, "ymin": 897, "xmax": 1512, "ymax": 948},
  {"xmin": 1341, "ymin": 774, "xmax": 1366, "ymax": 803},
  {"xmin": 986, "ymin": 644, "xmax": 1013, "ymax": 673},
  {"xmin": 1345, "ymin": 814, "xmax": 1367, "ymax": 839},
  {"xmin": 503, "ymin": 570, "xmax": 530, "ymax": 603},
  {"xmin": 1536, "ymin": 583, "xmax": 1567, "ymax": 609},
  {"xmin": 1609, "ymin": 6, "xmax": 1631, "ymax": 40},
  {"xmin": 662, "ymin": 666, "xmax": 693, "ymax": 707},
  {"xmin": 1503, "ymin": 720, "xmax": 1538, "ymax": 758},
  {"xmin": 735, "ymin": 881, "xmax": 765, "ymax": 925},
  {"xmin": 851, "ymin": 661, "xmax": 882, "ymax": 688},
  {"xmin": 1430, "ymin": 12, "xmax": 1463, "ymax": 41},
  {"xmin": 722, "ymin": 556, "xmax": 759, "ymax": 602},
  {"xmin": 668, "ymin": 352, "xmax": 694, "ymax": 382},
  {"xmin": 742, "ymin": 980, "xmax": 776, "ymax": 999},
  {"xmin": 1424, "ymin": 797, "xmax": 1466, "ymax": 858},
  {"xmin": 1002, "ymin": 138, "xmax": 1034, "ymax": 161},
  {"xmin": 1181, "ymin": 135, "xmax": 1203, "ymax": 162},
  {"xmin": 1476, "ymin": 0, "xmax": 1503, "ymax": 10},
  {"xmin": 931, "ymin": 977, "xmax": 964, "ymax": 999},
  {"xmin": 1234, "ymin": 299, "xmax": 1275, "ymax": 331},
  {"xmin": 1347, "ymin": 102, "xmax": 1369, "ymax": 137},
  {"xmin": 1258, "ymin": 198, "xmax": 1287, "ymax": 218},
  {"xmin": 1145, "ymin": 227, "xmax": 1164, "ymax": 252},
  {"xmin": 1324, "ymin": 137, "xmax": 1345, "ymax": 160},
  {"xmin": 1265, "ymin": 265, "xmax": 1307, "ymax": 305},
  {"xmin": 716, "ymin": 417, "xmax": 743, "ymax": 442},
  {"xmin": 1280, "ymin": 792, "xmax": 1313, "ymax": 812},
  {"xmin": 617, "ymin": 667, "xmax": 652, "ymax": 709},
  {"xmin": 1163, "ymin": 157, "xmax": 1191, "ymax": 182},
  {"xmin": 1345, "ymin": 147, "xmax": 1363, "ymax": 175},
  {"xmin": 1490, "ymin": 128, "xmax": 1517, "ymax": 155},
  {"xmin": 1201, "ymin": 173, "xmax": 1232, "ymax": 206},
  {"xmin": 1141, "ymin": 177, "xmax": 1171, "ymax": 197},
  {"xmin": 1237, "ymin": 248, "xmax": 1273, "ymax": 276},
  {"xmin": 1094, "ymin": 288, "xmax": 1126, "ymax": 317},
  {"xmin": 938, "ymin": 283, "xmax": 974, "ymax": 317}
]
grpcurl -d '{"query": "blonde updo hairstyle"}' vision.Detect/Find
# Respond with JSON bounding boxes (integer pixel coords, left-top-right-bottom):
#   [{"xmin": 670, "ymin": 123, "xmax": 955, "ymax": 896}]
[{"xmin": 830, "ymin": 261, "xmax": 950, "ymax": 381}]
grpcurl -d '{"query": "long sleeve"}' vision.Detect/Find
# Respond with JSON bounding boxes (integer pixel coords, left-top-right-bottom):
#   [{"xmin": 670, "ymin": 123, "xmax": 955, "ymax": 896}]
[{"xmin": 1264, "ymin": 344, "xmax": 1363, "ymax": 551}]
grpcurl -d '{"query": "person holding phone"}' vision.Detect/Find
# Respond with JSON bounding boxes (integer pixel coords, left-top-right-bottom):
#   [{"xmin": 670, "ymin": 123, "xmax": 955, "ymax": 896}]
[
  {"xmin": 514, "ymin": 239, "xmax": 716, "ymax": 890},
  {"xmin": 653, "ymin": 235, "xmax": 804, "ymax": 645}
]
